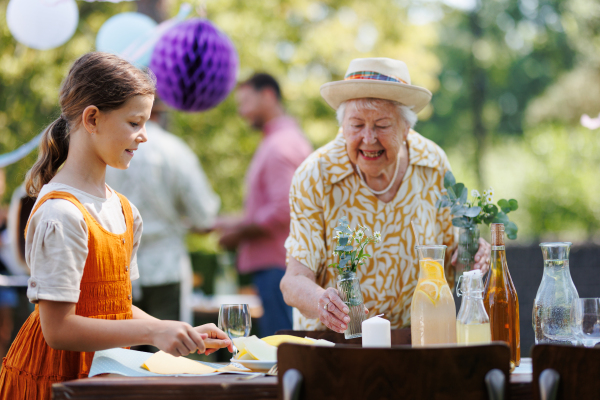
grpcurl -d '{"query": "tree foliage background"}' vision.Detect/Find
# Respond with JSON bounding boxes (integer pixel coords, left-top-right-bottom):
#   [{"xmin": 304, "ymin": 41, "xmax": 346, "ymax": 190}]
[{"xmin": 1, "ymin": 0, "xmax": 600, "ymax": 248}]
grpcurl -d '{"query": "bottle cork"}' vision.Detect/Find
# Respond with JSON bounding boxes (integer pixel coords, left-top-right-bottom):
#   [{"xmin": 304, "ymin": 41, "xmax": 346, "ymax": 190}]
[{"xmin": 490, "ymin": 223, "xmax": 505, "ymax": 246}]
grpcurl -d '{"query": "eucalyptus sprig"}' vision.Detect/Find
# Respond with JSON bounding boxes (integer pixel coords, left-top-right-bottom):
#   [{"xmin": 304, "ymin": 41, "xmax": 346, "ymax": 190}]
[
  {"xmin": 435, "ymin": 171, "xmax": 519, "ymax": 239},
  {"xmin": 329, "ymin": 216, "xmax": 382, "ymax": 274}
]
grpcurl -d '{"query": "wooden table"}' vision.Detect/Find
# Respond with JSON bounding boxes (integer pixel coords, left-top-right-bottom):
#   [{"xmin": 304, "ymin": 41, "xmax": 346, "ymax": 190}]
[
  {"xmin": 53, "ymin": 367, "xmax": 532, "ymax": 400},
  {"xmin": 53, "ymin": 330, "xmax": 533, "ymax": 399},
  {"xmin": 53, "ymin": 375, "xmax": 278, "ymax": 400}
]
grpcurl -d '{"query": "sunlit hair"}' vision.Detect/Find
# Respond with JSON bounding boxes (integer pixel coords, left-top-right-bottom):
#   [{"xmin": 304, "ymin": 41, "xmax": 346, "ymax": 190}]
[
  {"xmin": 25, "ymin": 52, "xmax": 156, "ymax": 197},
  {"xmin": 336, "ymin": 98, "xmax": 418, "ymax": 129}
]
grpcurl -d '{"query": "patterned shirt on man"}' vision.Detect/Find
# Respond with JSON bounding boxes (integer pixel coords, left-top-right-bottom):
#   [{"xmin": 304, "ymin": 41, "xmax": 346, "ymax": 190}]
[{"xmin": 285, "ymin": 130, "xmax": 456, "ymax": 330}]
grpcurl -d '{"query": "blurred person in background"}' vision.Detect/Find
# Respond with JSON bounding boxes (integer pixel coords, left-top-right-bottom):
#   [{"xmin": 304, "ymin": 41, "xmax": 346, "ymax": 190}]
[
  {"xmin": 106, "ymin": 99, "xmax": 220, "ymax": 330},
  {"xmin": 0, "ymin": 169, "xmax": 19, "ymax": 358},
  {"xmin": 215, "ymin": 73, "xmax": 313, "ymax": 337}
]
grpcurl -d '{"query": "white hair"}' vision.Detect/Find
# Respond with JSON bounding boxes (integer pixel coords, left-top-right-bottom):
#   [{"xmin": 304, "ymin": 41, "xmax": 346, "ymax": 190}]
[{"xmin": 335, "ymin": 98, "xmax": 418, "ymax": 129}]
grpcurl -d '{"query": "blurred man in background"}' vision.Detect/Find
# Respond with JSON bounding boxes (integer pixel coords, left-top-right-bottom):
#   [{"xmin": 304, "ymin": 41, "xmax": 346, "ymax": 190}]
[
  {"xmin": 106, "ymin": 99, "xmax": 220, "ymax": 329},
  {"xmin": 215, "ymin": 73, "xmax": 313, "ymax": 336}
]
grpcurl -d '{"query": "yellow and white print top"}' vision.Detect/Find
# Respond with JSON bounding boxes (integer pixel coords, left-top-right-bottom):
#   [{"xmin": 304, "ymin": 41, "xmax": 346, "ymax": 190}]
[{"xmin": 285, "ymin": 130, "xmax": 456, "ymax": 330}]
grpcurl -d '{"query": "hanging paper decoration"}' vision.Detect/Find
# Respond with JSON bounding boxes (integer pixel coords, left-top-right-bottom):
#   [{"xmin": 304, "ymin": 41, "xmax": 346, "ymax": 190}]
[
  {"xmin": 149, "ymin": 19, "xmax": 238, "ymax": 112},
  {"xmin": 119, "ymin": 4, "xmax": 192, "ymax": 67},
  {"xmin": 96, "ymin": 12, "xmax": 157, "ymax": 68},
  {"xmin": 6, "ymin": 0, "xmax": 79, "ymax": 50}
]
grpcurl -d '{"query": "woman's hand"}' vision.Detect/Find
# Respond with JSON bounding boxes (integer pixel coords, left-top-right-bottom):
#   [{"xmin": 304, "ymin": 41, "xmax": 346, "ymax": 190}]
[
  {"xmin": 194, "ymin": 323, "xmax": 233, "ymax": 355},
  {"xmin": 451, "ymin": 237, "xmax": 492, "ymax": 274},
  {"xmin": 318, "ymin": 288, "xmax": 369, "ymax": 333},
  {"xmin": 150, "ymin": 320, "xmax": 208, "ymax": 357}
]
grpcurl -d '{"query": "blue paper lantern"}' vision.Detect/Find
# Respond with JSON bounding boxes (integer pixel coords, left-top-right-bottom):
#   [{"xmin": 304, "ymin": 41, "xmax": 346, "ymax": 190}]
[{"xmin": 96, "ymin": 12, "xmax": 157, "ymax": 67}]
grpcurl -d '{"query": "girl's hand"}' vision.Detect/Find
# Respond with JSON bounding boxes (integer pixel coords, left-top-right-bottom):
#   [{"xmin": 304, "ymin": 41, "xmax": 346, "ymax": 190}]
[
  {"xmin": 194, "ymin": 323, "xmax": 233, "ymax": 355},
  {"xmin": 150, "ymin": 320, "xmax": 208, "ymax": 357}
]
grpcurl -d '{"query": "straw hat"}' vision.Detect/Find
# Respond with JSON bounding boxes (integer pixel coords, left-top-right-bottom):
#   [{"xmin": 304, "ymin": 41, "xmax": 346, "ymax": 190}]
[{"xmin": 320, "ymin": 58, "xmax": 432, "ymax": 113}]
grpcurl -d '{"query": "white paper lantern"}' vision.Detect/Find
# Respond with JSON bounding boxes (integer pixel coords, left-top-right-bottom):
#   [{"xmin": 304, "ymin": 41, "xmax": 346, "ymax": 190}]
[{"xmin": 6, "ymin": 0, "xmax": 79, "ymax": 50}]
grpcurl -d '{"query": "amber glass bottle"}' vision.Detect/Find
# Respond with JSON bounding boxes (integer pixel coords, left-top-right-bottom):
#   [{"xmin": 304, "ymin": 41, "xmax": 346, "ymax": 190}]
[{"xmin": 484, "ymin": 223, "xmax": 520, "ymax": 371}]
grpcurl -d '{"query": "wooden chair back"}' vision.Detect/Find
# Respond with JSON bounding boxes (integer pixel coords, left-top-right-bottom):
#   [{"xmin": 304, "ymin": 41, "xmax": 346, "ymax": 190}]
[
  {"xmin": 275, "ymin": 329, "xmax": 411, "ymax": 345},
  {"xmin": 277, "ymin": 343, "xmax": 510, "ymax": 400},
  {"xmin": 532, "ymin": 344, "xmax": 600, "ymax": 400}
]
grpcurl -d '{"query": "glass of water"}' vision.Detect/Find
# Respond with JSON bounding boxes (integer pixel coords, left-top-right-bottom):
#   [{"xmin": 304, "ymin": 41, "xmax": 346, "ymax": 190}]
[
  {"xmin": 218, "ymin": 304, "xmax": 251, "ymax": 354},
  {"xmin": 570, "ymin": 298, "xmax": 600, "ymax": 347}
]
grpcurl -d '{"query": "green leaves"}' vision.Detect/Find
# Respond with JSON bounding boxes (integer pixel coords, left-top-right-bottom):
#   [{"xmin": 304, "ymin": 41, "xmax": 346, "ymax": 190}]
[
  {"xmin": 331, "ymin": 218, "xmax": 380, "ymax": 273},
  {"xmin": 438, "ymin": 172, "xmax": 519, "ymax": 239},
  {"xmin": 452, "ymin": 217, "xmax": 471, "ymax": 228},
  {"xmin": 444, "ymin": 171, "xmax": 456, "ymax": 189},
  {"xmin": 464, "ymin": 206, "xmax": 481, "ymax": 218},
  {"xmin": 498, "ymin": 199, "xmax": 518, "ymax": 214},
  {"xmin": 493, "ymin": 211, "xmax": 510, "ymax": 224},
  {"xmin": 497, "ymin": 199, "xmax": 510, "ymax": 213},
  {"xmin": 505, "ymin": 221, "xmax": 518, "ymax": 240}
]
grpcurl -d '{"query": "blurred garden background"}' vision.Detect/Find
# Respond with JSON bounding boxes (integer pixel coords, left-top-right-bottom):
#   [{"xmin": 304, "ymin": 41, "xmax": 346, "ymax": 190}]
[
  {"xmin": 2, "ymin": 0, "xmax": 600, "ymax": 355},
  {"xmin": 2, "ymin": 0, "xmax": 600, "ymax": 247}
]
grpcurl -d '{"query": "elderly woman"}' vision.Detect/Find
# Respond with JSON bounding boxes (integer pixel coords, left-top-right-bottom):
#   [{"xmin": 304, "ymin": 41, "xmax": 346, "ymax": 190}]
[{"xmin": 280, "ymin": 58, "xmax": 491, "ymax": 333}]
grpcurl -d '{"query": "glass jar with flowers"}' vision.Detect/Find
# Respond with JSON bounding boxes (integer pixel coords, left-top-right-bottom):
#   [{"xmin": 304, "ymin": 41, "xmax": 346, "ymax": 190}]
[
  {"xmin": 436, "ymin": 171, "xmax": 519, "ymax": 282},
  {"xmin": 330, "ymin": 216, "xmax": 382, "ymax": 339}
]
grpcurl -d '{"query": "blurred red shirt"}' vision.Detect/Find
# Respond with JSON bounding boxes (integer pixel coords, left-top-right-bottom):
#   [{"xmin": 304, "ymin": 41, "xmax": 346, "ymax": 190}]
[{"xmin": 237, "ymin": 116, "xmax": 313, "ymax": 273}]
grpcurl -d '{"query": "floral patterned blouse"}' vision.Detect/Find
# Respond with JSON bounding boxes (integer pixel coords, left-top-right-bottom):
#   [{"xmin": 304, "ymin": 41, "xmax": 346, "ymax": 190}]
[{"xmin": 284, "ymin": 130, "xmax": 456, "ymax": 330}]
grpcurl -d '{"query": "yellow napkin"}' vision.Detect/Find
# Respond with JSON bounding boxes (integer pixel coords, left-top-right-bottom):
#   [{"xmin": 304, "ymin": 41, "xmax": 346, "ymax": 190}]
[{"xmin": 141, "ymin": 351, "xmax": 248, "ymax": 375}]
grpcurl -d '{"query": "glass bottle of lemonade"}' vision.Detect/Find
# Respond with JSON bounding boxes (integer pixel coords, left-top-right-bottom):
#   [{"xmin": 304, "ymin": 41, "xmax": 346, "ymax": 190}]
[
  {"xmin": 411, "ymin": 245, "xmax": 457, "ymax": 346},
  {"xmin": 457, "ymin": 269, "xmax": 491, "ymax": 345},
  {"xmin": 484, "ymin": 223, "xmax": 520, "ymax": 371}
]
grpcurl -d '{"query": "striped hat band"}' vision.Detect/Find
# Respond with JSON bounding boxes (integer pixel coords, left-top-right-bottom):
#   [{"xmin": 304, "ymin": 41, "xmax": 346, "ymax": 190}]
[{"xmin": 344, "ymin": 71, "xmax": 408, "ymax": 85}]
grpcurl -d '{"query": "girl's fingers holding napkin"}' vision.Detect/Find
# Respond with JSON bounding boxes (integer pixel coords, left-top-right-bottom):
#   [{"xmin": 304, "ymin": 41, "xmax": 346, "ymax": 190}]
[
  {"xmin": 187, "ymin": 328, "xmax": 207, "ymax": 355},
  {"xmin": 194, "ymin": 323, "xmax": 233, "ymax": 353}
]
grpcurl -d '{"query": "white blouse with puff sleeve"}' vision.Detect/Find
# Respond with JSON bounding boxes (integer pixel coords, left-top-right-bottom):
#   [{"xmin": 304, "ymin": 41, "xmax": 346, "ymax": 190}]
[{"xmin": 25, "ymin": 183, "xmax": 142, "ymax": 304}]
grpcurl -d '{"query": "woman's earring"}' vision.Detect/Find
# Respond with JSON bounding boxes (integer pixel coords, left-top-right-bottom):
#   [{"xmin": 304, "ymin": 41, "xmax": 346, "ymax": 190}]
[{"xmin": 403, "ymin": 140, "xmax": 407, "ymax": 145}]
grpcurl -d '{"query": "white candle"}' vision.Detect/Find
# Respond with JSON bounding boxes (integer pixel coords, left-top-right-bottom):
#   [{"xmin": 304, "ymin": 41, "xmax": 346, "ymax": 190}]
[{"xmin": 362, "ymin": 315, "xmax": 391, "ymax": 348}]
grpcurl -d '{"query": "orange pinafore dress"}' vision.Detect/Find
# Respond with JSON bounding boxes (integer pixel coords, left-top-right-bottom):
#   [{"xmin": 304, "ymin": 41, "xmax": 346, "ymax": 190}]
[{"xmin": 0, "ymin": 191, "xmax": 134, "ymax": 399}]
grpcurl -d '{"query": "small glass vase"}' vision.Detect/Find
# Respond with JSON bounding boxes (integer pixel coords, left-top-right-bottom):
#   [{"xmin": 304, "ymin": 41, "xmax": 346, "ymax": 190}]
[
  {"xmin": 455, "ymin": 225, "xmax": 480, "ymax": 284},
  {"xmin": 336, "ymin": 271, "xmax": 366, "ymax": 339}
]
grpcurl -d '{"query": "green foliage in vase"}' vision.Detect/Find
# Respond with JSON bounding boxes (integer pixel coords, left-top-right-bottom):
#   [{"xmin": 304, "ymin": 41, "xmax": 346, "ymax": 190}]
[
  {"xmin": 329, "ymin": 216, "xmax": 381, "ymax": 274},
  {"xmin": 436, "ymin": 171, "xmax": 519, "ymax": 239}
]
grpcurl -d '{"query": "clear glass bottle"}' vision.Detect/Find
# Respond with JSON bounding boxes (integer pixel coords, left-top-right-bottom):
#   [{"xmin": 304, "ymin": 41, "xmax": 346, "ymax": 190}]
[
  {"xmin": 337, "ymin": 271, "xmax": 366, "ymax": 339},
  {"xmin": 533, "ymin": 242, "xmax": 579, "ymax": 345},
  {"xmin": 457, "ymin": 269, "xmax": 491, "ymax": 345},
  {"xmin": 484, "ymin": 223, "xmax": 520, "ymax": 371}
]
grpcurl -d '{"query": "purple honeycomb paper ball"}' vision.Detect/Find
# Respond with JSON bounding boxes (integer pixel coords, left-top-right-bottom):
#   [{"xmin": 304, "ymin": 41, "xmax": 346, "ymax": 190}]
[{"xmin": 149, "ymin": 19, "xmax": 238, "ymax": 112}]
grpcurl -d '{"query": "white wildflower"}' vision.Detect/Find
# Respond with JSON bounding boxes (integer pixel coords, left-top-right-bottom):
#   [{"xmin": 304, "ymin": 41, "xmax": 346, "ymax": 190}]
[
  {"xmin": 483, "ymin": 190, "xmax": 488, "ymax": 197},
  {"xmin": 488, "ymin": 187, "xmax": 494, "ymax": 197},
  {"xmin": 471, "ymin": 189, "xmax": 480, "ymax": 198},
  {"xmin": 355, "ymin": 229, "xmax": 365, "ymax": 241},
  {"xmin": 374, "ymin": 231, "xmax": 382, "ymax": 243},
  {"xmin": 486, "ymin": 195, "xmax": 493, "ymax": 204}
]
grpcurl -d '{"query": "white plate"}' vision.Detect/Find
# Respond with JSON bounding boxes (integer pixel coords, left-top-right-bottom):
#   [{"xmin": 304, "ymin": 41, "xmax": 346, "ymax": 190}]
[{"xmin": 231, "ymin": 358, "xmax": 276, "ymax": 372}]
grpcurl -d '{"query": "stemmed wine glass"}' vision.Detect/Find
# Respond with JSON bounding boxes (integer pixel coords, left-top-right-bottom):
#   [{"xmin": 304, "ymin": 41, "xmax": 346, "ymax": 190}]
[
  {"xmin": 570, "ymin": 298, "xmax": 600, "ymax": 347},
  {"xmin": 218, "ymin": 304, "xmax": 252, "ymax": 355}
]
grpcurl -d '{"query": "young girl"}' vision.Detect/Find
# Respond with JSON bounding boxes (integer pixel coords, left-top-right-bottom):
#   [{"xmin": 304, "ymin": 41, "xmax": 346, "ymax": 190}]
[{"xmin": 0, "ymin": 52, "xmax": 233, "ymax": 399}]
